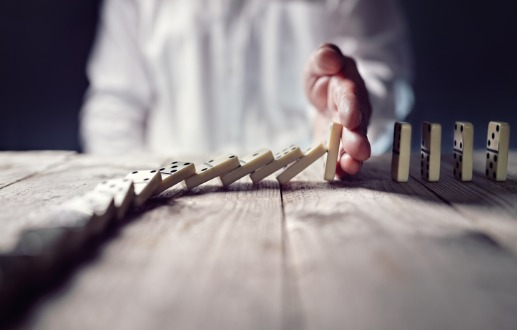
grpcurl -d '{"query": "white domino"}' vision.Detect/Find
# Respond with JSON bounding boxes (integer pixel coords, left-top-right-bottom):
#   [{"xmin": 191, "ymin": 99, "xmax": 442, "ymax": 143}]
[
  {"xmin": 185, "ymin": 153, "xmax": 240, "ymax": 189},
  {"xmin": 94, "ymin": 178, "xmax": 135, "ymax": 220},
  {"xmin": 421, "ymin": 122, "xmax": 441, "ymax": 182},
  {"xmin": 276, "ymin": 143, "xmax": 327, "ymax": 185},
  {"xmin": 155, "ymin": 161, "xmax": 196, "ymax": 194},
  {"xmin": 125, "ymin": 170, "xmax": 162, "ymax": 207},
  {"xmin": 250, "ymin": 145, "xmax": 304, "ymax": 183},
  {"xmin": 61, "ymin": 191, "xmax": 116, "ymax": 236},
  {"xmin": 453, "ymin": 122, "xmax": 474, "ymax": 181},
  {"xmin": 391, "ymin": 122, "xmax": 412, "ymax": 182},
  {"xmin": 486, "ymin": 121, "xmax": 510, "ymax": 181},
  {"xmin": 220, "ymin": 149, "xmax": 274, "ymax": 186},
  {"xmin": 324, "ymin": 122, "xmax": 343, "ymax": 181}
]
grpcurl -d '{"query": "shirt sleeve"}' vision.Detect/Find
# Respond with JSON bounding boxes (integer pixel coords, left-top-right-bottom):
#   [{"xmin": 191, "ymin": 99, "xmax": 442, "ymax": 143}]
[
  {"xmin": 326, "ymin": 0, "xmax": 414, "ymax": 155},
  {"xmin": 80, "ymin": 0, "xmax": 153, "ymax": 154}
]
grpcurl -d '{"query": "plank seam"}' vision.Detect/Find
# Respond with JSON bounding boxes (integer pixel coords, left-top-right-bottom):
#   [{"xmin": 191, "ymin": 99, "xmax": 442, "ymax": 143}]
[{"xmin": 279, "ymin": 184, "xmax": 305, "ymax": 330}]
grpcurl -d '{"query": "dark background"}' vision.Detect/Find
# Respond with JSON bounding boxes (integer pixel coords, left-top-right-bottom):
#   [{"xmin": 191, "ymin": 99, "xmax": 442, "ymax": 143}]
[{"xmin": 0, "ymin": 0, "xmax": 516, "ymax": 152}]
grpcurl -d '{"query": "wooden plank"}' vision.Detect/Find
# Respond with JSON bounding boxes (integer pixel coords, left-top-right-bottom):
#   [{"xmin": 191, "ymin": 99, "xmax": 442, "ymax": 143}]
[
  {"xmin": 282, "ymin": 155, "xmax": 516, "ymax": 330},
  {"xmin": 411, "ymin": 152, "xmax": 516, "ymax": 252},
  {"xmin": 0, "ymin": 151, "xmax": 74, "ymax": 189},
  {"xmin": 0, "ymin": 153, "xmax": 169, "ymax": 325},
  {"xmin": 0, "ymin": 154, "xmax": 165, "ymax": 253},
  {"xmin": 2, "ymin": 151, "xmax": 516, "ymax": 330},
  {"xmin": 14, "ymin": 176, "xmax": 284, "ymax": 330}
]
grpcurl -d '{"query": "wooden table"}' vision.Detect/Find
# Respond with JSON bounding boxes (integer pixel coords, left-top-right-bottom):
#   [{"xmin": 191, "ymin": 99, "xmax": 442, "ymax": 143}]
[{"xmin": 0, "ymin": 151, "xmax": 516, "ymax": 330}]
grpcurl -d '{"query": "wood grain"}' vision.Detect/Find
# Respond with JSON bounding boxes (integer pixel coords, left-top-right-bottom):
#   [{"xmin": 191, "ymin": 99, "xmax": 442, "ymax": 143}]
[
  {"xmin": 17, "ymin": 178, "xmax": 285, "ymax": 330},
  {"xmin": 0, "ymin": 151, "xmax": 73, "ymax": 189},
  {"xmin": 282, "ymin": 155, "xmax": 516, "ymax": 330},
  {"xmin": 0, "ymin": 154, "xmax": 165, "ymax": 252},
  {"xmin": 0, "ymin": 151, "xmax": 515, "ymax": 330},
  {"xmin": 411, "ymin": 152, "xmax": 516, "ymax": 252}
]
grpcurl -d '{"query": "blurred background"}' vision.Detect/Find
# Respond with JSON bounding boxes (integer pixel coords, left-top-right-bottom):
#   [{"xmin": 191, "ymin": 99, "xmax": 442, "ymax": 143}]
[{"xmin": 0, "ymin": 0, "xmax": 516, "ymax": 152}]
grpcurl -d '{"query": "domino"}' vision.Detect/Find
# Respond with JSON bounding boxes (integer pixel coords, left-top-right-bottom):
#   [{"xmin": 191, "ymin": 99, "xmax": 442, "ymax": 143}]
[
  {"xmin": 15, "ymin": 227, "xmax": 67, "ymax": 257},
  {"xmin": 185, "ymin": 153, "xmax": 240, "ymax": 189},
  {"xmin": 27, "ymin": 207, "xmax": 101, "ymax": 255},
  {"xmin": 0, "ymin": 191, "xmax": 116, "ymax": 304},
  {"xmin": 155, "ymin": 161, "xmax": 196, "ymax": 194},
  {"xmin": 13, "ymin": 227, "xmax": 69, "ymax": 273},
  {"xmin": 249, "ymin": 145, "xmax": 304, "ymax": 183},
  {"xmin": 125, "ymin": 169, "xmax": 162, "ymax": 207},
  {"xmin": 220, "ymin": 149, "xmax": 274, "ymax": 186},
  {"xmin": 94, "ymin": 178, "xmax": 135, "ymax": 220},
  {"xmin": 61, "ymin": 191, "xmax": 116, "ymax": 236},
  {"xmin": 324, "ymin": 122, "xmax": 343, "ymax": 181},
  {"xmin": 453, "ymin": 122, "xmax": 474, "ymax": 181},
  {"xmin": 391, "ymin": 122, "xmax": 412, "ymax": 182},
  {"xmin": 421, "ymin": 122, "xmax": 441, "ymax": 182},
  {"xmin": 276, "ymin": 143, "xmax": 327, "ymax": 185},
  {"xmin": 486, "ymin": 121, "xmax": 510, "ymax": 181}
]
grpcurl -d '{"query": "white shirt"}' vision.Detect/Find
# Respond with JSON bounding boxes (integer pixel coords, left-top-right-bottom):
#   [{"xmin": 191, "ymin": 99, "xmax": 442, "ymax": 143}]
[{"xmin": 80, "ymin": 0, "xmax": 413, "ymax": 156}]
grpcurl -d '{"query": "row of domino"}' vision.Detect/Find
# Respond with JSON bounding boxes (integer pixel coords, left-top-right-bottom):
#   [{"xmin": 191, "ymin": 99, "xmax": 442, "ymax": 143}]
[
  {"xmin": 392, "ymin": 121, "xmax": 510, "ymax": 182},
  {"xmin": 0, "ymin": 123, "xmax": 344, "ymax": 311}
]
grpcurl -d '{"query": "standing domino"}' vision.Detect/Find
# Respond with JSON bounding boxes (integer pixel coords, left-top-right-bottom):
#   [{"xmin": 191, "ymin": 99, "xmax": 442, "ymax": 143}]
[
  {"xmin": 185, "ymin": 154, "xmax": 240, "ymax": 189},
  {"xmin": 486, "ymin": 121, "xmax": 510, "ymax": 181},
  {"xmin": 453, "ymin": 122, "xmax": 474, "ymax": 181},
  {"xmin": 250, "ymin": 145, "xmax": 304, "ymax": 183},
  {"xmin": 94, "ymin": 178, "xmax": 135, "ymax": 220},
  {"xmin": 277, "ymin": 143, "xmax": 327, "ymax": 185},
  {"xmin": 125, "ymin": 170, "xmax": 162, "ymax": 207},
  {"xmin": 391, "ymin": 122, "xmax": 412, "ymax": 182},
  {"xmin": 220, "ymin": 149, "xmax": 274, "ymax": 186},
  {"xmin": 421, "ymin": 122, "xmax": 441, "ymax": 182},
  {"xmin": 324, "ymin": 122, "xmax": 343, "ymax": 181},
  {"xmin": 155, "ymin": 161, "xmax": 196, "ymax": 194}
]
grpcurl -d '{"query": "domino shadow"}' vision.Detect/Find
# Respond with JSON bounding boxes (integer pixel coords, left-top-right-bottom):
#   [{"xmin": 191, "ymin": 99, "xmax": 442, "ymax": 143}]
[
  {"xmin": 279, "ymin": 160, "xmax": 516, "ymax": 211},
  {"xmin": 1, "ymin": 198, "xmax": 171, "ymax": 329}
]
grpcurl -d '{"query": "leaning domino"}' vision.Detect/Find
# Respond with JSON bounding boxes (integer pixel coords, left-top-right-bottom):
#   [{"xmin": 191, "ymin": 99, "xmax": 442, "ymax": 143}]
[
  {"xmin": 94, "ymin": 178, "xmax": 135, "ymax": 220},
  {"xmin": 155, "ymin": 161, "xmax": 196, "ymax": 194},
  {"xmin": 250, "ymin": 145, "xmax": 304, "ymax": 183},
  {"xmin": 277, "ymin": 143, "xmax": 327, "ymax": 185},
  {"xmin": 61, "ymin": 191, "xmax": 116, "ymax": 236},
  {"xmin": 125, "ymin": 170, "xmax": 162, "ymax": 207},
  {"xmin": 185, "ymin": 153, "xmax": 240, "ymax": 189},
  {"xmin": 220, "ymin": 149, "xmax": 274, "ymax": 186}
]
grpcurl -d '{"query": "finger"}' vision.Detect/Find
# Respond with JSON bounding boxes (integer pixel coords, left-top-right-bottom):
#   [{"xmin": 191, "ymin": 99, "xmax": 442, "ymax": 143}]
[
  {"xmin": 330, "ymin": 76, "xmax": 363, "ymax": 130},
  {"xmin": 341, "ymin": 127, "xmax": 371, "ymax": 161},
  {"xmin": 309, "ymin": 75, "xmax": 331, "ymax": 113},
  {"xmin": 308, "ymin": 43, "xmax": 344, "ymax": 77},
  {"xmin": 332, "ymin": 57, "xmax": 372, "ymax": 131},
  {"xmin": 339, "ymin": 152, "xmax": 363, "ymax": 175},
  {"xmin": 304, "ymin": 44, "xmax": 345, "ymax": 109}
]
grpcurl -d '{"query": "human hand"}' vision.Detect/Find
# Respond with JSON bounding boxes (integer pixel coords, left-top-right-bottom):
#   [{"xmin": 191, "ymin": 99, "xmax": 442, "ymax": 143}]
[{"xmin": 304, "ymin": 43, "xmax": 372, "ymax": 177}]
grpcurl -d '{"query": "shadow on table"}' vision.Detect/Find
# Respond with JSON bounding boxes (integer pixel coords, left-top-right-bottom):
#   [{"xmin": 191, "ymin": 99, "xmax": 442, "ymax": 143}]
[{"xmin": 1, "ymin": 198, "xmax": 170, "ymax": 329}]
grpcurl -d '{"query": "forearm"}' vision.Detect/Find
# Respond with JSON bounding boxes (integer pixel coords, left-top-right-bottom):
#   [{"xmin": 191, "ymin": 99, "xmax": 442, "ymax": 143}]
[{"xmin": 80, "ymin": 90, "xmax": 148, "ymax": 154}]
